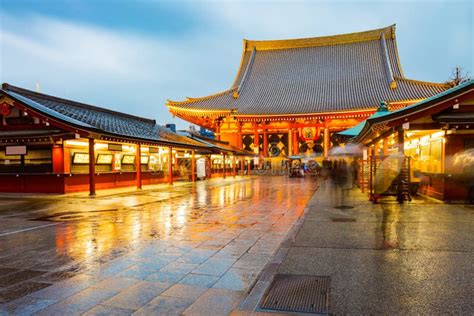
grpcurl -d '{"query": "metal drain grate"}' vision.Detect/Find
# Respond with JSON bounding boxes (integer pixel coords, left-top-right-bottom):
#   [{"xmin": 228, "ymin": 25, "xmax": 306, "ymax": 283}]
[
  {"xmin": 331, "ymin": 217, "xmax": 356, "ymax": 222},
  {"xmin": 334, "ymin": 205, "xmax": 354, "ymax": 210},
  {"xmin": 260, "ymin": 274, "xmax": 330, "ymax": 314}
]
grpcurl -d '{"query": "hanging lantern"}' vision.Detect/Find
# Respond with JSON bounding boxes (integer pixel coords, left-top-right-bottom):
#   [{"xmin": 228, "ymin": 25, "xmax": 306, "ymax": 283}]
[
  {"xmin": 1, "ymin": 102, "xmax": 12, "ymax": 116},
  {"xmin": 299, "ymin": 126, "xmax": 320, "ymax": 141}
]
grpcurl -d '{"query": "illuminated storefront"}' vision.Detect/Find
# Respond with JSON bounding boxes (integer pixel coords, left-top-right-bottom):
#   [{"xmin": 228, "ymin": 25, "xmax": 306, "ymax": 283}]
[
  {"xmin": 0, "ymin": 83, "xmax": 253, "ymax": 194},
  {"xmin": 351, "ymin": 80, "xmax": 474, "ymax": 202}
]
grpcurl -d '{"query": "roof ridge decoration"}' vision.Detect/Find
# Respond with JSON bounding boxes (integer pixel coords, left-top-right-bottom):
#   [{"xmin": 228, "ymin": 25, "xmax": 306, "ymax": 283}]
[
  {"xmin": 1, "ymin": 83, "xmax": 156, "ymax": 124},
  {"xmin": 243, "ymin": 25, "xmax": 395, "ymax": 51},
  {"xmin": 380, "ymin": 32, "xmax": 397, "ymax": 89},
  {"xmin": 236, "ymin": 46, "xmax": 257, "ymax": 96}
]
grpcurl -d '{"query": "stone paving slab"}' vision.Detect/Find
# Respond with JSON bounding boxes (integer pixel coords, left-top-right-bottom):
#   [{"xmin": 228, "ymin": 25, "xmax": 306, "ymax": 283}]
[{"xmin": 182, "ymin": 288, "xmax": 245, "ymax": 315}]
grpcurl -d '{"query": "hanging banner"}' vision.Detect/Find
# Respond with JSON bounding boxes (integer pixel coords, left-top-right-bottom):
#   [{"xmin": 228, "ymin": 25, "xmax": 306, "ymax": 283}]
[{"xmin": 299, "ymin": 126, "xmax": 320, "ymax": 141}]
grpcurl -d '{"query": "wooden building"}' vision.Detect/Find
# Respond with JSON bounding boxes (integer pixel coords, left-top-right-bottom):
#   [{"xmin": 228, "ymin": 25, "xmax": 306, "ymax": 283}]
[
  {"xmin": 0, "ymin": 84, "xmax": 252, "ymax": 195},
  {"xmin": 166, "ymin": 25, "xmax": 450, "ymax": 164},
  {"xmin": 352, "ymin": 79, "xmax": 474, "ymax": 202}
]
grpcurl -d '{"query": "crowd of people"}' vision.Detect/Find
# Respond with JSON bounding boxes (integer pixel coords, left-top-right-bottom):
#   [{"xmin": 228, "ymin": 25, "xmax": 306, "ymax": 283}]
[{"xmin": 321, "ymin": 158, "xmax": 357, "ymax": 207}]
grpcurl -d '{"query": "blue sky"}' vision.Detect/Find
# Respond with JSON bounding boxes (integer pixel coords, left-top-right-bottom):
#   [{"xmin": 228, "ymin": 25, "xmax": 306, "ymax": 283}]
[{"xmin": 1, "ymin": 0, "xmax": 472, "ymax": 129}]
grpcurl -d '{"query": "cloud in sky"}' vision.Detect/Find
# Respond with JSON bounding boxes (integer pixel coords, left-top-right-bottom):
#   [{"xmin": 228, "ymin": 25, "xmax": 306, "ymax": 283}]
[{"xmin": 0, "ymin": 1, "xmax": 472, "ymax": 129}]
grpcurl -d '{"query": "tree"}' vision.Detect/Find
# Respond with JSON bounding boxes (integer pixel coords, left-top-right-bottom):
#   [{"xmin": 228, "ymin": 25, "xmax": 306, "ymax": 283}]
[{"xmin": 448, "ymin": 66, "xmax": 470, "ymax": 86}]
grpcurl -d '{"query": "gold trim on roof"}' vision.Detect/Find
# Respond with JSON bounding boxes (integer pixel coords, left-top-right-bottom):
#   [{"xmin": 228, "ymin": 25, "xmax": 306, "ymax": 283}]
[
  {"xmin": 243, "ymin": 25, "xmax": 395, "ymax": 51},
  {"xmin": 395, "ymin": 77, "xmax": 452, "ymax": 88},
  {"xmin": 166, "ymin": 88, "xmax": 235, "ymax": 106},
  {"xmin": 167, "ymin": 104, "xmax": 233, "ymax": 114}
]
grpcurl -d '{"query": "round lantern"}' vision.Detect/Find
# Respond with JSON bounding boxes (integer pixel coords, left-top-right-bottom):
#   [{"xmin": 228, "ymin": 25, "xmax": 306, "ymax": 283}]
[
  {"xmin": 299, "ymin": 126, "xmax": 320, "ymax": 141},
  {"xmin": 1, "ymin": 102, "xmax": 12, "ymax": 116}
]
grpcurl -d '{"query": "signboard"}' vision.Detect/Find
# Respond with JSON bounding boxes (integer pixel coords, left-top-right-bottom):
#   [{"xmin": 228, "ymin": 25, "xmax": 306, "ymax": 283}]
[
  {"xmin": 149, "ymin": 147, "xmax": 159, "ymax": 153},
  {"xmin": 114, "ymin": 153, "xmax": 122, "ymax": 170},
  {"xmin": 196, "ymin": 158, "xmax": 206, "ymax": 179},
  {"xmin": 108, "ymin": 143, "xmax": 123, "ymax": 151},
  {"xmin": 73, "ymin": 153, "xmax": 89, "ymax": 164},
  {"xmin": 141, "ymin": 155, "xmax": 149, "ymax": 164},
  {"xmin": 6, "ymin": 145, "xmax": 27, "ymax": 155},
  {"xmin": 122, "ymin": 155, "xmax": 135, "ymax": 164},
  {"xmin": 96, "ymin": 154, "xmax": 113, "ymax": 164}
]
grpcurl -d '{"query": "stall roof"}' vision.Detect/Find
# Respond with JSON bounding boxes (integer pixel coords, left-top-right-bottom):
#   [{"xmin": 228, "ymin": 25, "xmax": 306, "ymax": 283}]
[
  {"xmin": 1, "ymin": 83, "xmax": 208, "ymax": 149},
  {"xmin": 338, "ymin": 102, "xmax": 391, "ymax": 137}
]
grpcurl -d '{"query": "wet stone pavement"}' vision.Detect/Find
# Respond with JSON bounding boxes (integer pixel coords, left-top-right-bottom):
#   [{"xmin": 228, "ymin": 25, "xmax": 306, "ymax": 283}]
[{"xmin": 0, "ymin": 176, "xmax": 317, "ymax": 315}]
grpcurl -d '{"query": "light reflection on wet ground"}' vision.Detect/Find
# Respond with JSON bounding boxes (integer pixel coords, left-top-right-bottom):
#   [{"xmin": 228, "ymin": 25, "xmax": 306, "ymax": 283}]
[{"xmin": 0, "ymin": 176, "xmax": 317, "ymax": 314}]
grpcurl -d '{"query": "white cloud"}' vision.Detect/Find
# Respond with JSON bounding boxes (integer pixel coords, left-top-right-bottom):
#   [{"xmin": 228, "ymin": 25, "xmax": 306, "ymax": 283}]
[{"xmin": 0, "ymin": 13, "xmax": 233, "ymax": 127}]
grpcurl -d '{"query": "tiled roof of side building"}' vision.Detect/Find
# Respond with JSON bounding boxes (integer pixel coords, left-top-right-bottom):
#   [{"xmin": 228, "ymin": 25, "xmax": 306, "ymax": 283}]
[
  {"xmin": 167, "ymin": 25, "xmax": 451, "ymax": 116},
  {"xmin": 1, "ymin": 83, "xmax": 207, "ymax": 148},
  {"xmin": 353, "ymin": 79, "xmax": 474, "ymax": 143}
]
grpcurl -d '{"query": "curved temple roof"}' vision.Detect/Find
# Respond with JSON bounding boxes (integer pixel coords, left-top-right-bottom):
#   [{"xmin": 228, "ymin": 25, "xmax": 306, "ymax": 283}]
[{"xmin": 167, "ymin": 25, "xmax": 450, "ymax": 117}]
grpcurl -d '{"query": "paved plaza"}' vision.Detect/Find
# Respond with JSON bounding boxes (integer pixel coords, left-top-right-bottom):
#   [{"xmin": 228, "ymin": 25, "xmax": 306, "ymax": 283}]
[
  {"xmin": 0, "ymin": 176, "xmax": 317, "ymax": 315},
  {"xmin": 1, "ymin": 176, "xmax": 473, "ymax": 315}
]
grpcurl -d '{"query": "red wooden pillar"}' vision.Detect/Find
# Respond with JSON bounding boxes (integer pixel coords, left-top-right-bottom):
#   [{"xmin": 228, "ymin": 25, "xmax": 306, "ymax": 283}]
[
  {"xmin": 263, "ymin": 128, "xmax": 268, "ymax": 157},
  {"xmin": 168, "ymin": 146, "xmax": 173, "ymax": 185},
  {"xmin": 247, "ymin": 158, "xmax": 251, "ymax": 175},
  {"xmin": 323, "ymin": 126, "xmax": 330, "ymax": 158},
  {"xmin": 397, "ymin": 128, "xmax": 405, "ymax": 154},
  {"xmin": 88, "ymin": 138, "xmax": 96, "ymax": 196},
  {"xmin": 215, "ymin": 122, "xmax": 221, "ymax": 141},
  {"xmin": 383, "ymin": 138, "xmax": 389, "ymax": 156},
  {"xmin": 223, "ymin": 153, "xmax": 226, "ymax": 179},
  {"xmin": 191, "ymin": 149, "xmax": 196, "ymax": 182},
  {"xmin": 253, "ymin": 123, "xmax": 260, "ymax": 155},
  {"xmin": 240, "ymin": 158, "xmax": 244, "ymax": 175},
  {"xmin": 136, "ymin": 143, "xmax": 142, "ymax": 189},
  {"xmin": 288, "ymin": 129, "xmax": 292, "ymax": 156},
  {"xmin": 52, "ymin": 144, "xmax": 64, "ymax": 174},
  {"xmin": 237, "ymin": 122, "xmax": 243, "ymax": 149},
  {"xmin": 293, "ymin": 129, "xmax": 299, "ymax": 155},
  {"xmin": 232, "ymin": 156, "xmax": 236, "ymax": 177}
]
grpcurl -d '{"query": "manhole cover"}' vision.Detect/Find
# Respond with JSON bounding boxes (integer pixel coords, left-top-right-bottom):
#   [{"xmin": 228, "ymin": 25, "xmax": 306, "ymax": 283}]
[
  {"xmin": 260, "ymin": 274, "xmax": 330, "ymax": 314},
  {"xmin": 334, "ymin": 205, "xmax": 354, "ymax": 210},
  {"xmin": 331, "ymin": 218, "xmax": 356, "ymax": 222}
]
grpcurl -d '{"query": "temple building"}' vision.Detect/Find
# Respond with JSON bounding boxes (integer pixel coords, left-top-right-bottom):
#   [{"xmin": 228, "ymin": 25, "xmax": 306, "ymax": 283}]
[
  {"xmin": 0, "ymin": 84, "xmax": 252, "ymax": 195},
  {"xmin": 166, "ymin": 25, "xmax": 451, "ymax": 165}
]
